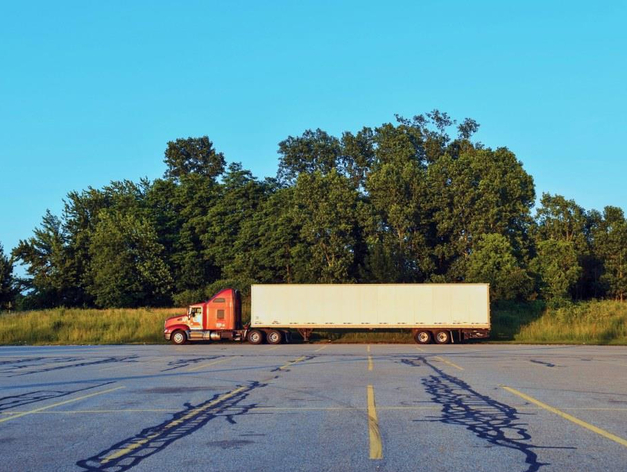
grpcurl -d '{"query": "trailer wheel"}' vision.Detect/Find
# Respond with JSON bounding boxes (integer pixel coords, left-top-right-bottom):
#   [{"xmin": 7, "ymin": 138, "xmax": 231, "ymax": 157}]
[
  {"xmin": 434, "ymin": 331, "xmax": 450, "ymax": 344},
  {"xmin": 266, "ymin": 330, "xmax": 282, "ymax": 345},
  {"xmin": 171, "ymin": 330, "xmax": 187, "ymax": 345},
  {"xmin": 414, "ymin": 330, "xmax": 432, "ymax": 344},
  {"xmin": 248, "ymin": 330, "xmax": 264, "ymax": 345}
]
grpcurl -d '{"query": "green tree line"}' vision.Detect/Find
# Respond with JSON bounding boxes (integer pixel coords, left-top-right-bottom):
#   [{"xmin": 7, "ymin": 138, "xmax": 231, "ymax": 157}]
[{"xmin": 2, "ymin": 111, "xmax": 626, "ymax": 309}]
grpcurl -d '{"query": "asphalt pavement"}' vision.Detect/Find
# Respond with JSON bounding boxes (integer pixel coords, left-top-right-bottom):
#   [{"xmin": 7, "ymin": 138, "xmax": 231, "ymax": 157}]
[{"xmin": 1, "ymin": 343, "xmax": 626, "ymax": 471}]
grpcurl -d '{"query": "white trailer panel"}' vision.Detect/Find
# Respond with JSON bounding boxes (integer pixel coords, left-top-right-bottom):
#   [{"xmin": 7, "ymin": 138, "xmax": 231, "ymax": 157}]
[{"xmin": 251, "ymin": 284, "xmax": 490, "ymax": 329}]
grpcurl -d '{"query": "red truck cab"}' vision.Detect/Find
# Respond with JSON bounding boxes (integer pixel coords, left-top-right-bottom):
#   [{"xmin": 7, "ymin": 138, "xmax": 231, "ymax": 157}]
[{"xmin": 164, "ymin": 288, "xmax": 243, "ymax": 344}]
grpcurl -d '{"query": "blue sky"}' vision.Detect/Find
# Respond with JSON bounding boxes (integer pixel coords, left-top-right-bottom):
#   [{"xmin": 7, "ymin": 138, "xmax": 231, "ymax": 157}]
[{"xmin": 1, "ymin": 1, "xmax": 626, "ymax": 255}]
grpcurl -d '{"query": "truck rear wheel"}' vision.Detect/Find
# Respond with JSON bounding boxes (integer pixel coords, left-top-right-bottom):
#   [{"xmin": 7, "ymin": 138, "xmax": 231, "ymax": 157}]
[
  {"xmin": 171, "ymin": 330, "xmax": 187, "ymax": 345},
  {"xmin": 434, "ymin": 330, "xmax": 450, "ymax": 344},
  {"xmin": 266, "ymin": 330, "xmax": 282, "ymax": 345},
  {"xmin": 414, "ymin": 330, "xmax": 432, "ymax": 344},
  {"xmin": 248, "ymin": 330, "xmax": 264, "ymax": 345}
]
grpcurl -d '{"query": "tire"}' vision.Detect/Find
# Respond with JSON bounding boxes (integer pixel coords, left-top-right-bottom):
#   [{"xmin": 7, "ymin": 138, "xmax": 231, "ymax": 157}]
[
  {"xmin": 171, "ymin": 330, "xmax": 187, "ymax": 345},
  {"xmin": 434, "ymin": 330, "xmax": 450, "ymax": 344},
  {"xmin": 247, "ymin": 330, "xmax": 264, "ymax": 345},
  {"xmin": 414, "ymin": 330, "xmax": 432, "ymax": 344},
  {"xmin": 267, "ymin": 330, "xmax": 282, "ymax": 345}
]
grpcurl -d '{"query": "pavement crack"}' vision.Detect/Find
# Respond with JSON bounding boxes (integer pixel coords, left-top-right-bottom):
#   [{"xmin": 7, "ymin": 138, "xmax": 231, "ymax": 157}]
[{"xmin": 404, "ymin": 356, "xmax": 552, "ymax": 472}]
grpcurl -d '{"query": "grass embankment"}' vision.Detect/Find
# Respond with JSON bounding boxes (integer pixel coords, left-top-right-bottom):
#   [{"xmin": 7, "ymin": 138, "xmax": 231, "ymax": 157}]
[
  {"xmin": 493, "ymin": 300, "xmax": 627, "ymax": 344},
  {"xmin": 0, "ymin": 307, "xmax": 183, "ymax": 345},
  {"xmin": 0, "ymin": 301, "xmax": 626, "ymax": 345}
]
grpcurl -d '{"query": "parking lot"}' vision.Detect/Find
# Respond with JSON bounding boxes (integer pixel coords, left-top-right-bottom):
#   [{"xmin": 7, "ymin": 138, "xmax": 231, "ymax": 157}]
[{"xmin": 1, "ymin": 343, "xmax": 626, "ymax": 471}]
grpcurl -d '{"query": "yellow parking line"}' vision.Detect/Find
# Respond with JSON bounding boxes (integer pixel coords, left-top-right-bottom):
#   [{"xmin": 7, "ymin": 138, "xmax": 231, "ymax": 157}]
[
  {"xmin": 102, "ymin": 385, "xmax": 248, "ymax": 463},
  {"xmin": 415, "ymin": 346, "xmax": 425, "ymax": 352},
  {"xmin": 278, "ymin": 356, "xmax": 307, "ymax": 370},
  {"xmin": 368, "ymin": 355, "xmax": 373, "ymax": 371},
  {"xmin": 314, "ymin": 345, "xmax": 328, "ymax": 352},
  {"xmin": 367, "ymin": 345, "xmax": 371, "ymax": 353},
  {"xmin": 187, "ymin": 357, "xmax": 229, "ymax": 372},
  {"xmin": 0, "ymin": 386, "xmax": 125, "ymax": 424},
  {"xmin": 434, "ymin": 356, "xmax": 464, "ymax": 371},
  {"xmin": 367, "ymin": 385, "xmax": 383, "ymax": 460},
  {"xmin": 503, "ymin": 386, "xmax": 627, "ymax": 448},
  {"xmin": 268, "ymin": 345, "xmax": 281, "ymax": 351}
]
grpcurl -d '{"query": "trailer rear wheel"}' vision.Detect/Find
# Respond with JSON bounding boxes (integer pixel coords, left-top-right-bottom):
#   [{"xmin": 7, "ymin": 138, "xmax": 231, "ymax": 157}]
[
  {"xmin": 434, "ymin": 330, "xmax": 450, "ymax": 344},
  {"xmin": 248, "ymin": 330, "xmax": 264, "ymax": 345},
  {"xmin": 171, "ymin": 330, "xmax": 187, "ymax": 345},
  {"xmin": 414, "ymin": 330, "xmax": 432, "ymax": 344},
  {"xmin": 266, "ymin": 330, "xmax": 282, "ymax": 345}
]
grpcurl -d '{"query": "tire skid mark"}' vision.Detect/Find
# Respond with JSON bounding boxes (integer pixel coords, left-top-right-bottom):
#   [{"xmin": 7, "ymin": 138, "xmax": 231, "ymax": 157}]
[
  {"xmin": 160, "ymin": 356, "xmax": 222, "ymax": 372},
  {"xmin": 529, "ymin": 359, "xmax": 556, "ymax": 368},
  {"xmin": 1, "ymin": 356, "xmax": 139, "ymax": 377},
  {"xmin": 0, "ymin": 381, "xmax": 117, "ymax": 412},
  {"xmin": 76, "ymin": 354, "xmax": 316, "ymax": 471},
  {"xmin": 76, "ymin": 383, "xmax": 261, "ymax": 472},
  {"xmin": 0, "ymin": 357, "xmax": 46, "ymax": 366},
  {"xmin": 401, "ymin": 357, "xmax": 568, "ymax": 472}
]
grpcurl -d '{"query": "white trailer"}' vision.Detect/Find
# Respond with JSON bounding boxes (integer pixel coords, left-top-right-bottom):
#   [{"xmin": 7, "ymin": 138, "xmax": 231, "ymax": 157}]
[{"xmin": 250, "ymin": 283, "xmax": 490, "ymax": 344}]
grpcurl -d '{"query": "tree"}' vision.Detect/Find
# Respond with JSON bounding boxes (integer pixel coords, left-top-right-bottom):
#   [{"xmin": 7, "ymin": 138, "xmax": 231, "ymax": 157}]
[
  {"xmin": 12, "ymin": 211, "xmax": 81, "ymax": 307},
  {"xmin": 428, "ymin": 147, "xmax": 535, "ymax": 280},
  {"xmin": 164, "ymin": 136, "xmax": 226, "ymax": 181},
  {"xmin": 198, "ymin": 163, "xmax": 273, "ymax": 299},
  {"xmin": 594, "ymin": 206, "xmax": 627, "ymax": 301},
  {"xmin": 290, "ymin": 170, "xmax": 365, "ymax": 283},
  {"xmin": 466, "ymin": 234, "xmax": 533, "ymax": 301},
  {"xmin": 0, "ymin": 243, "xmax": 17, "ymax": 310},
  {"xmin": 149, "ymin": 174, "xmax": 222, "ymax": 305},
  {"xmin": 277, "ymin": 129, "xmax": 342, "ymax": 185},
  {"xmin": 221, "ymin": 185, "xmax": 297, "ymax": 285},
  {"xmin": 533, "ymin": 193, "xmax": 602, "ymax": 299},
  {"xmin": 535, "ymin": 193, "xmax": 588, "ymax": 248},
  {"xmin": 87, "ymin": 210, "xmax": 173, "ymax": 307},
  {"xmin": 531, "ymin": 240, "xmax": 581, "ymax": 300},
  {"xmin": 365, "ymin": 157, "xmax": 433, "ymax": 282}
]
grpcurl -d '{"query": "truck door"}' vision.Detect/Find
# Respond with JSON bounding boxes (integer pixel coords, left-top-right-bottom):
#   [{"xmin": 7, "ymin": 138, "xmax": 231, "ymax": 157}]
[{"xmin": 188, "ymin": 305, "xmax": 203, "ymax": 330}]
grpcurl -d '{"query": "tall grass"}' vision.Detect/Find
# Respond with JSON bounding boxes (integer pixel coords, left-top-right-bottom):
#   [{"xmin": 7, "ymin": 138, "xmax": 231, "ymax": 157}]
[
  {"xmin": 0, "ymin": 307, "xmax": 183, "ymax": 345},
  {"xmin": 509, "ymin": 300, "xmax": 627, "ymax": 344},
  {"xmin": 0, "ymin": 300, "xmax": 625, "ymax": 345}
]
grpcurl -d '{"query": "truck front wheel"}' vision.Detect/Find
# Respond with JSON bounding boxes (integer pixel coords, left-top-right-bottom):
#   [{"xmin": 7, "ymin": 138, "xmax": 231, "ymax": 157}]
[
  {"xmin": 414, "ymin": 330, "xmax": 432, "ymax": 344},
  {"xmin": 171, "ymin": 330, "xmax": 187, "ymax": 345},
  {"xmin": 248, "ymin": 330, "xmax": 264, "ymax": 345}
]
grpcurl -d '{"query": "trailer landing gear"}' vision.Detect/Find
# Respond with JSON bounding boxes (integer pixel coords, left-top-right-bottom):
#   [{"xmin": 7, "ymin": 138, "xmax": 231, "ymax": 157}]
[{"xmin": 297, "ymin": 329, "xmax": 313, "ymax": 342}]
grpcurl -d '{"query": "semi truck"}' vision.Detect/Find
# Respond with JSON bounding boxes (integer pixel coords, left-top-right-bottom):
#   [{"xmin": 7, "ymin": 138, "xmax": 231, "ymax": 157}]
[
  {"xmin": 164, "ymin": 283, "xmax": 490, "ymax": 345},
  {"xmin": 164, "ymin": 284, "xmax": 490, "ymax": 345}
]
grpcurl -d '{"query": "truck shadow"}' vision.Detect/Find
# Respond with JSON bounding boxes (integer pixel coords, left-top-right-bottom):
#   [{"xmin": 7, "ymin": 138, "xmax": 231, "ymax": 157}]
[{"xmin": 400, "ymin": 357, "xmax": 568, "ymax": 472}]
